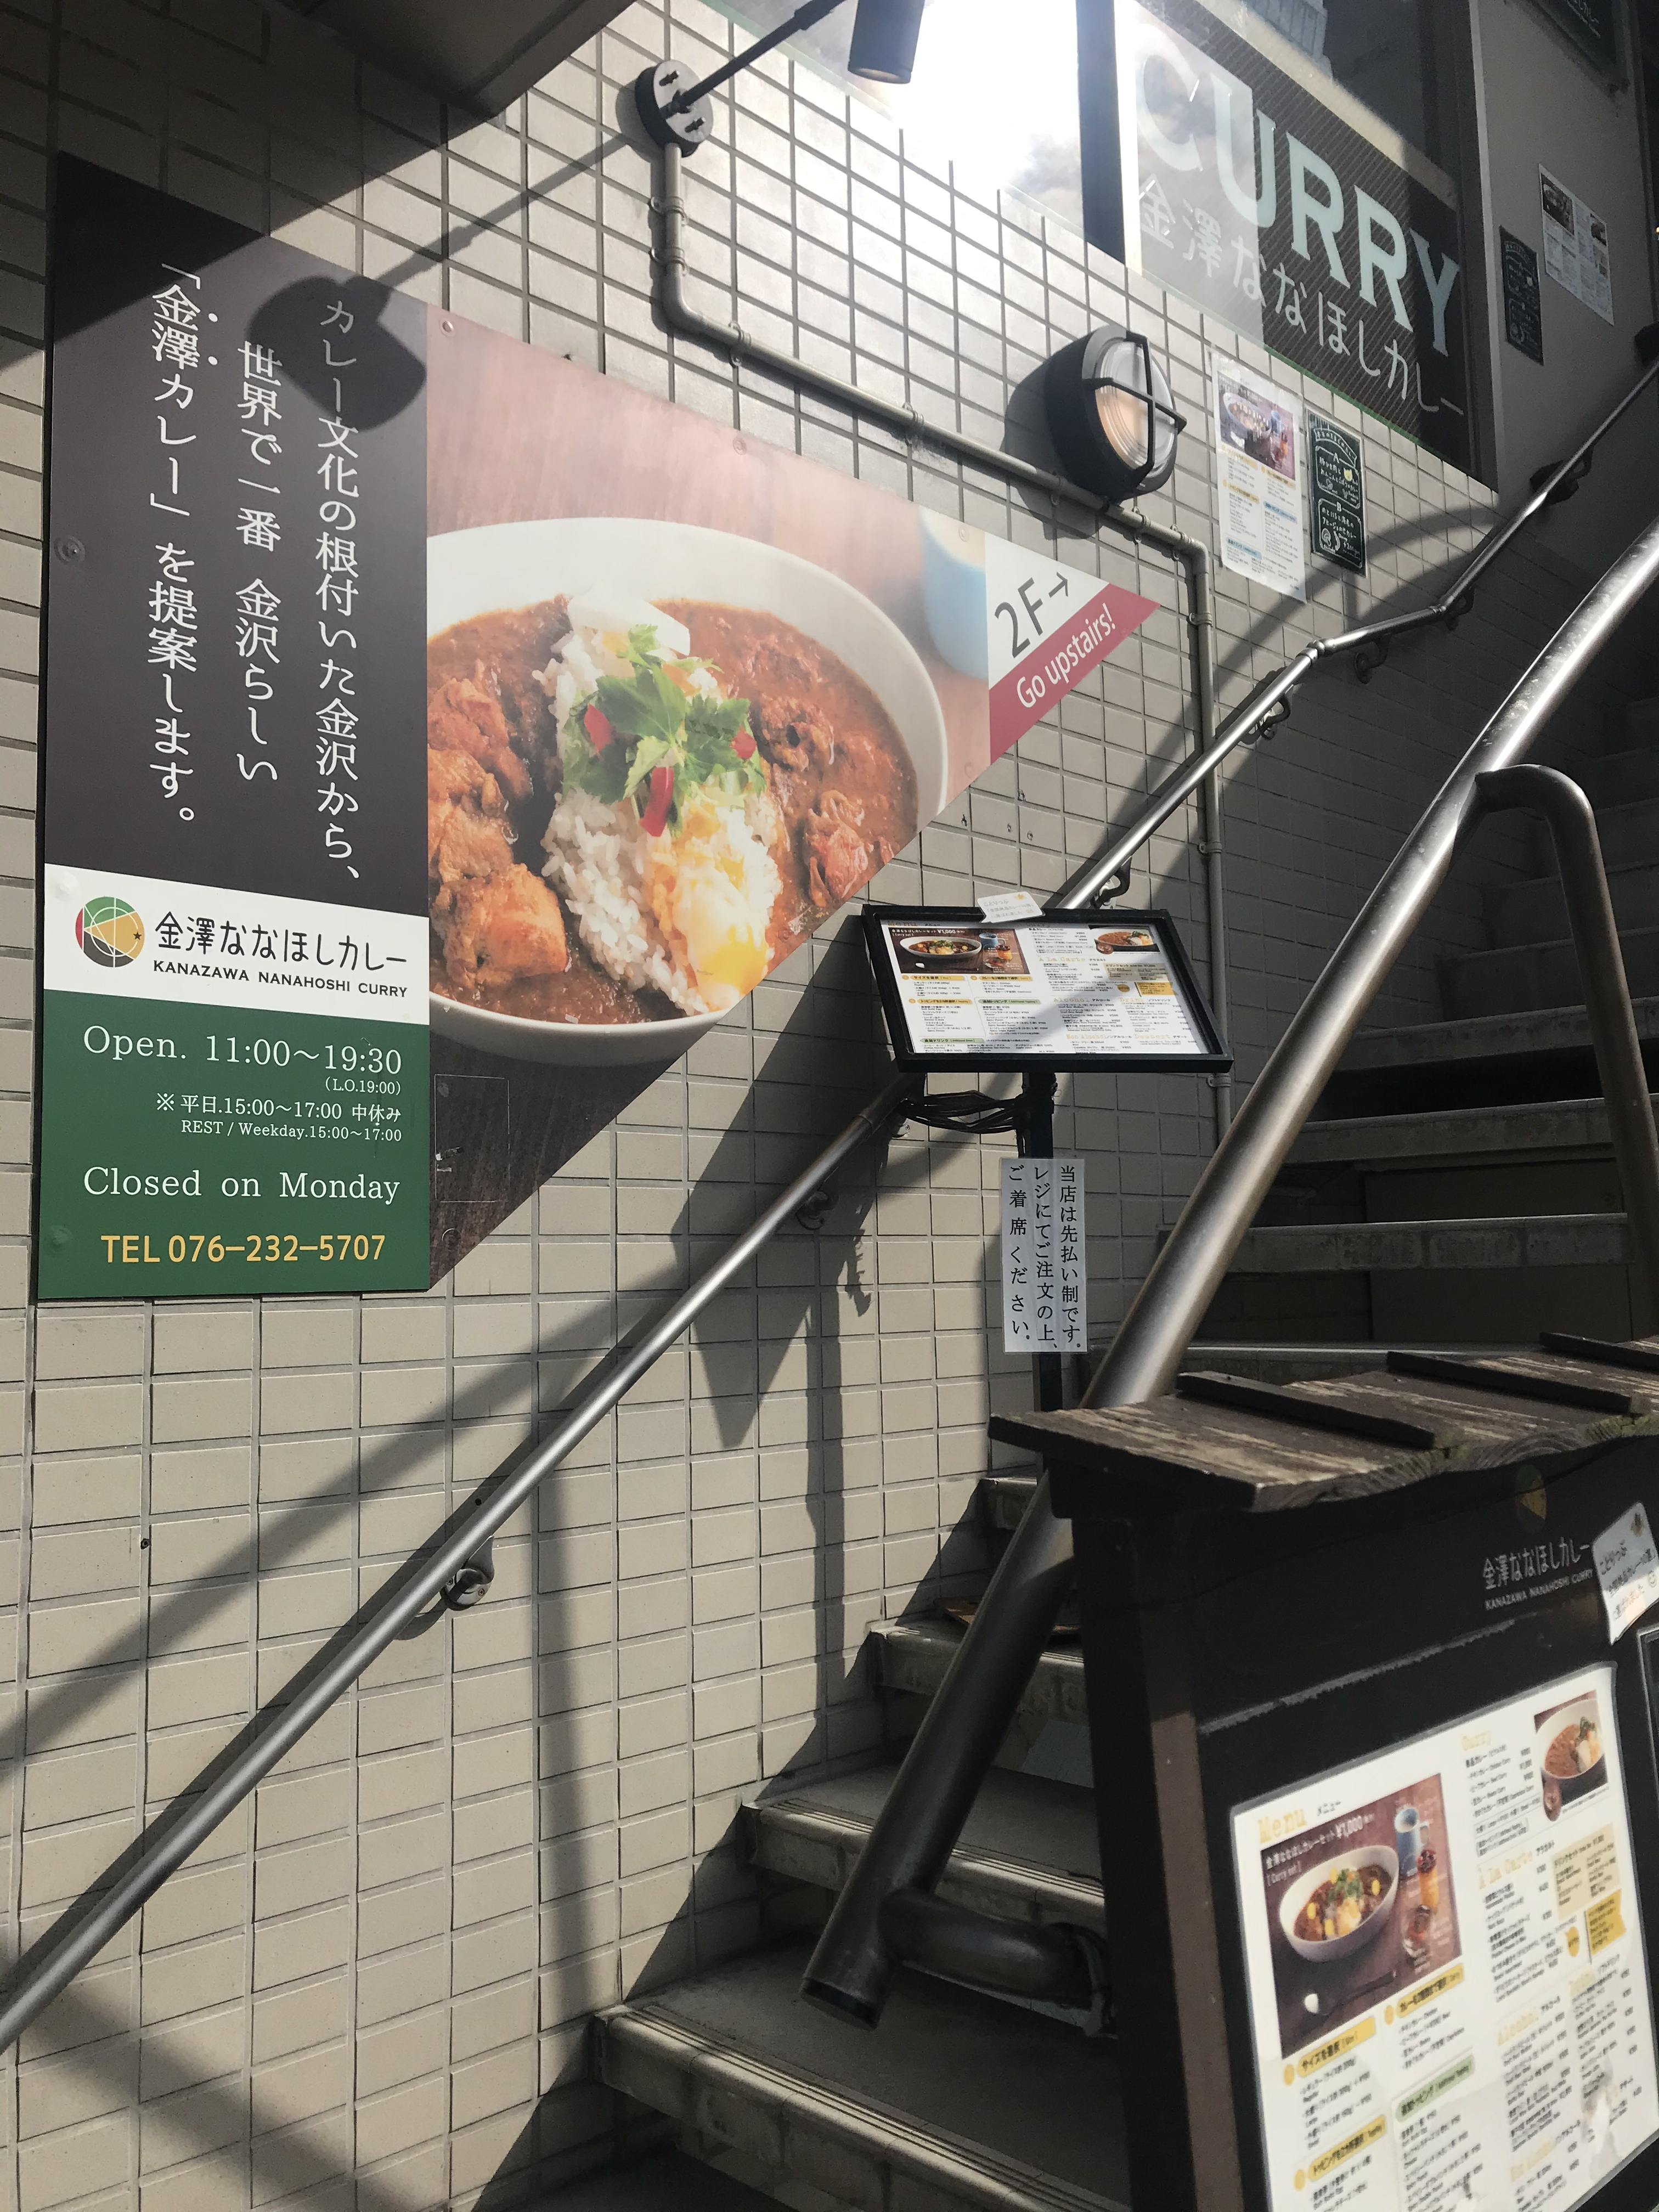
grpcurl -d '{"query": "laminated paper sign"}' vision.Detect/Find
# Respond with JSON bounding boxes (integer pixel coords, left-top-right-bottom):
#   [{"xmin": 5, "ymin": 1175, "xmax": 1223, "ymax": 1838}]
[
  {"xmin": 1001, "ymin": 1156, "xmax": 1085, "ymax": 1354},
  {"xmin": 41, "ymin": 159, "xmax": 1159, "ymax": 1297},
  {"xmin": 1215, "ymin": 360, "xmax": 1307, "ymax": 601},
  {"xmin": 1541, "ymin": 168, "xmax": 1614, "ymax": 325}
]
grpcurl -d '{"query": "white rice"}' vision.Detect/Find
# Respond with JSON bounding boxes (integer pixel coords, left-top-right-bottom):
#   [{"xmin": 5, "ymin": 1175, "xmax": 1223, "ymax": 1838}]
[{"xmin": 536, "ymin": 621, "xmax": 780, "ymax": 1017}]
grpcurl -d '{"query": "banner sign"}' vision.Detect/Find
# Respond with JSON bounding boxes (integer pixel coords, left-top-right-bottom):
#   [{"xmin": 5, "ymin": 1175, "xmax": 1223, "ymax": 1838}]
[
  {"xmin": 42, "ymin": 159, "xmax": 1158, "ymax": 1296},
  {"xmin": 41, "ymin": 159, "xmax": 430, "ymax": 1299},
  {"xmin": 1091, "ymin": 0, "xmax": 1471, "ymax": 471}
]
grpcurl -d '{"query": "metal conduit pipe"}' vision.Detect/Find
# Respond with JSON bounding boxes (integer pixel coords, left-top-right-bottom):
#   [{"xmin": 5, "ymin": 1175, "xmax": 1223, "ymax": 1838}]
[
  {"xmin": 652, "ymin": 144, "xmax": 1235, "ymax": 1136},
  {"xmin": 803, "ymin": 509, "xmax": 1659, "ymax": 2027},
  {"xmin": 0, "ymin": 1074, "xmax": 922, "ymax": 2057}
]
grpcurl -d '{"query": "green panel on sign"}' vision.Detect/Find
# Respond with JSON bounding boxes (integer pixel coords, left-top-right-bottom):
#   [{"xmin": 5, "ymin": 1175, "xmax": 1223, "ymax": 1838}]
[{"xmin": 38, "ymin": 992, "xmax": 429, "ymax": 1299}]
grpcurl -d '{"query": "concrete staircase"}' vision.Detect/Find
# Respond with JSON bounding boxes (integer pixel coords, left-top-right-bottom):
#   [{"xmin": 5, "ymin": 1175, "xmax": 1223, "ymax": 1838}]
[
  {"xmin": 1196, "ymin": 691, "xmax": 1659, "ymax": 1365},
  {"xmin": 596, "ymin": 1585, "xmax": 1119, "ymax": 2212},
  {"xmin": 587, "ymin": 675, "xmax": 1659, "ymax": 2212}
]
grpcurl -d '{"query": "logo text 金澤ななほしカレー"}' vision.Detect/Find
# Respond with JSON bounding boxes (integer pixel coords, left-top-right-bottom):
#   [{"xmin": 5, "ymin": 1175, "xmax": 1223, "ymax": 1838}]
[{"xmin": 76, "ymin": 898, "xmax": 144, "ymax": 969}]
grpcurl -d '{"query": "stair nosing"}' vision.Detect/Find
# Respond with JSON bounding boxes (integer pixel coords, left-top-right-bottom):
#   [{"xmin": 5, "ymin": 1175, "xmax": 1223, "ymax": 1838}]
[
  {"xmin": 600, "ymin": 2000, "xmax": 1127, "ymax": 2212},
  {"xmin": 747, "ymin": 1793, "xmax": 1105, "ymax": 1927}
]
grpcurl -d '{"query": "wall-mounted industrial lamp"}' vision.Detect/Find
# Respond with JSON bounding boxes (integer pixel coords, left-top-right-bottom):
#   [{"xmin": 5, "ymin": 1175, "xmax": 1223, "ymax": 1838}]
[
  {"xmin": 636, "ymin": 0, "xmax": 926, "ymax": 153},
  {"xmin": 1043, "ymin": 327, "xmax": 1183, "ymax": 503}
]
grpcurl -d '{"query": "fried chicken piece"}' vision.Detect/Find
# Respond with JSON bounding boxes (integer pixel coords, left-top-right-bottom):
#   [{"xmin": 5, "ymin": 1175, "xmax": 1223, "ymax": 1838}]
[
  {"xmin": 428, "ymin": 747, "xmax": 508, "ymax": 881},
  {"xmin": 801, "ymin": 789, "xmax": 870, "ymax": 909},
  {"xmin": 428, "ymin": 674, "xmax": 533, "ymax": 802},
  {"xmin": 754, "ymin": 697, "xmax": 836, "ymax": 773},
  {"xmin": 435, "ymin": 803, "xmax": 515, "ymax": 887},
  {"xmin": 433, "ymin": 865, "xmax": 568, "ymax": 987}
]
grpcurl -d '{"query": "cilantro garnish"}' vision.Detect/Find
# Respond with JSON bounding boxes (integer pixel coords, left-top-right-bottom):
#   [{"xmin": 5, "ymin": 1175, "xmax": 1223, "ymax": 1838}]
[{"xmin": 563, "ymin": 623, "xmax": 763, "ymax": 832}]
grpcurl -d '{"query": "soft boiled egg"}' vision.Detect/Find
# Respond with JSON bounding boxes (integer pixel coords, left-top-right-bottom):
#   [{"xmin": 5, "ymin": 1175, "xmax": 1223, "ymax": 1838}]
[{"xmin": 566, "ymin": 589, "xmax": 691, "ymax": 662}]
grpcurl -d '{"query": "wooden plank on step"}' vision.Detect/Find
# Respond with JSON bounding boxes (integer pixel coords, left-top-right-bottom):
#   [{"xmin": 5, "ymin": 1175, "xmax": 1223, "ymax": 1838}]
[
  {"xmin": 1386, "ymin": 1348, "xmax": 1641, "ymax": 1414},
  {"xmin": 1177, "ymin": 1370, "xmax": 1450, "ymax": 1448},
  {"xmin": 1541, "ymin": 1331, "xmax": 1659, "ymax": 1375}
]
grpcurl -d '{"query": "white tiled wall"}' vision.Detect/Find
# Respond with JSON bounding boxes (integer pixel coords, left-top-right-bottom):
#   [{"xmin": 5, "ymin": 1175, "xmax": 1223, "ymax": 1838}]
[{"xmin": 0, "ymin": 0, "xmax": 1629, "ymax": 2203}]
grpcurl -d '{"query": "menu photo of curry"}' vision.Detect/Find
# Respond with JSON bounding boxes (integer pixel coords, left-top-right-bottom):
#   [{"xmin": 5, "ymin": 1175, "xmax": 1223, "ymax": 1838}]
[
  {"xmin": 1257, "ymin": 1773, "xmax": 1462, "ymax": 2060},
  {"xmin": 1534, "ymin": 1687, "xmax": 1608, "ymax": 1821},
  {"xmin": 424, "ymin": 315, "xmax": 1001, "ymax": 1073},
  {"xmin": 887, "ymin": 925, "xmax": 1029, "ymax": 977}
]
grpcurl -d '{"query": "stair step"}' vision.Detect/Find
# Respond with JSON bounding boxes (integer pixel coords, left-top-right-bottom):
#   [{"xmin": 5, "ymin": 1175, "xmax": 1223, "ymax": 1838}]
[
  {"xmin": 1340, "ymin": 997, "xmax": 1659, "ymax": 1074},
  {"xmin": 1442, "ymin": 928, "xmax": 1659, "ymax": 1021},
  {"xmin": 1287, "ymin": 1095, "xmax": 1644, "ymax": 1167},
  {"xmin": 1582, "ymin": 743, "xmax": 1659, "ymax": 809},
  {"xmin": 1550, "ymin": 793, "xmax": 1659, "ymax": 873},
  {"xmin": 744, "ymin": 1759, "xmax": 1103, "ymax": 1929},
  {"xmin": 1229, "ymin": 1212, "xmax": 1629, "ymax": 1274},
  {"xmin": 1486, "ymin": 857, "xmax": 1659, "ymax": 948},
  {"xmin": 599, "ymin": 1943, "xmax": 1130, "ymax": 2212},
  {"xmin": 872, "ymin": 1617, "xmax": 1087, "ymax": 1728}
]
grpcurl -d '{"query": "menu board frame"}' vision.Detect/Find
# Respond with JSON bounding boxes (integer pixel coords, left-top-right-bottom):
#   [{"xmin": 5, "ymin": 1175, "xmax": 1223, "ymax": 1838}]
[
  {"xmin": 860, "ymin": 904, "xmax": 1232, "ymax": 1073},
  {"xmin": 1228, "ymin": 1666, "xmax": 1659, "ymax": 2212},
  {"xmin": 1194, "ymin": 1557, "xmax": 1659, "ymax": 2212}
]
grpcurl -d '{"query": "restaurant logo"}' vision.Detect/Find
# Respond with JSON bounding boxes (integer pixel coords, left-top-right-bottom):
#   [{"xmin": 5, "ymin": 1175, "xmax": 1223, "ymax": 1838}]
[
  {"xmin": 1084, "ymin": 0, "xmax": 1471, "ymax": 471},
  {"xmin": 75, "ymin": 896, "xmax": 144, "ymax": 969}
]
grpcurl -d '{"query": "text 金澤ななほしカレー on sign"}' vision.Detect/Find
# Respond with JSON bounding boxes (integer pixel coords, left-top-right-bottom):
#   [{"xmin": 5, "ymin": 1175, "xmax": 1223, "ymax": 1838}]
[
  {"xmin": 40, "ymin": 159, "xmax": 1163, "ymax": 1297},
  {"xmin": 1085, "ymin": 0, "xmax": 1470, "ymax": 471},
  {"xmin": 40, "ymin": 158, "xmax": 431, "ymax": 1299}
]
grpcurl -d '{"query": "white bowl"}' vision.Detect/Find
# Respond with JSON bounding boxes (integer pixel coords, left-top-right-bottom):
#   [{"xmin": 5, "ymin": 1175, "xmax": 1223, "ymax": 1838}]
[
  {"xmin": 1536, "ymin": 1699, "xmax": 1606, "ymax": 1799},
  {"xmin": 427, "ymin": 518, "xmax": 951, "ymax": 1066},
  {"xmin": 1280, "ymin": 1846, "xmax": 1400, "ymax": 1965}
]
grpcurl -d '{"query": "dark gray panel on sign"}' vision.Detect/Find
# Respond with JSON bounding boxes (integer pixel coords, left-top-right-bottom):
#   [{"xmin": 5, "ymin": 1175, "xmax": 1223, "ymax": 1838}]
[
  {"xmin": 1307, "ymin": 413, "xmax": 1365, "ymax": 576},
  {"xmin": 1500, "ymin": 228, "xmax": 1545, "ymax": 364}
]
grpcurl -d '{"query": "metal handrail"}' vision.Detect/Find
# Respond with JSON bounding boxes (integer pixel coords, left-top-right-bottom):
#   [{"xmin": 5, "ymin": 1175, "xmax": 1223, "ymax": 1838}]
[
  {"xmin": 802, "ymin": 505, "xmax": 1659, "ymax": 2027},
  {"xmin": 0, "ymin": 1074, "xmax": 921, "ymax": 2055},
  {"xmin": 7, "ymin": 229, "xmax": 1654, "ymax": 2064},
  {"xmin": 1050, "ymin": 345, "xmax": 1659, "ymax": 913}
]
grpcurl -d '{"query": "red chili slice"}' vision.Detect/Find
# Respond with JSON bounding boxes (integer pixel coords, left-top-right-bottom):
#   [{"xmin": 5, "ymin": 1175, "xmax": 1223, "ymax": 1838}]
[
  {"xmin": 584, "ymin": 703, "xmax": 613, "ymax": 751},
  {"xmin": 732, "ymin": 728, "xmax": 755, "ymax": 760},
  {"xmin": 640, "ymin": 763, "xmax": 674, "ymax": 837}
]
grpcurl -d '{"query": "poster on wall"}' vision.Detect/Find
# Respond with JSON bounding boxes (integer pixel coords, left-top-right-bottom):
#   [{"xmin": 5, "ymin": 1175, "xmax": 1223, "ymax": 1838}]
[
  {"xmin": 41, "ymin": 157, "xmax": 1161, "ymax": 1297},
  {"xmin": 1541, "ymin": 168, "xmax": 1615, "ymax": 326},
  {"xmin": 1082, "ymin": 0, "xmax": 1470, "ymax": 472},
  {"xmin": 1214, "ymin": 361, "xmax": 1307, "ymax": 600},
  {"xmin": 1231, "ymin": 1665, "xmax": 1659, "ymax": 2210}
]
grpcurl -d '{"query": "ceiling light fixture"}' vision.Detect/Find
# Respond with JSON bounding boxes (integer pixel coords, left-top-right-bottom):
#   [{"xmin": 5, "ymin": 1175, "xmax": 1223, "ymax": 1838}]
[
  {"xmin": 1043, "ymin": 326, "xmax": 1184, "ymax": 503},
  {"xmin": 636, "ymin": 0, "xmax": 927, "ymax": 152}
]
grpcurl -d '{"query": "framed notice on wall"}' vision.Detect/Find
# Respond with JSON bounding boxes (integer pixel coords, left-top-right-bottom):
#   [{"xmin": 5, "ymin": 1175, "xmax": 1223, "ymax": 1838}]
[{"xmin": 42, "ymin": 159, "xmax": 1169, "ymax": 1297}]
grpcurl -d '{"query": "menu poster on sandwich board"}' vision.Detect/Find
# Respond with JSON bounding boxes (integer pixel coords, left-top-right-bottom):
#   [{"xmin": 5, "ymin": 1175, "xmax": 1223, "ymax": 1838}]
[
  {"xmin": 1232, "ymin": 1665, "xmax": 1659, "ymax": 2211},
  {"xmin": 864, "ymin": 909, "xmax": 1230, "ymax": 1072}
]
